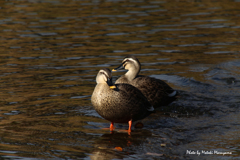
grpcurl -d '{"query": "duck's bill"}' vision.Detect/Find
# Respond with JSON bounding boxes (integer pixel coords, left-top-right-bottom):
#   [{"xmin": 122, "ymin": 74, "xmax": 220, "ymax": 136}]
[
  {"xmin": 106, "ymin": 77, "xmax": 113, "ymax": 86},
  {"xmin": 112, "ymin": 63, "xmax": 124, "ymax": 71}
]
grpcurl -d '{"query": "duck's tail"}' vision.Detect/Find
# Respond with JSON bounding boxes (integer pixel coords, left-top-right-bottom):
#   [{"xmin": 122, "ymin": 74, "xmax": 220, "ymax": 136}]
[{"xmin": 168, "ymin": 90, "xmax": 177, "ymax": 97}]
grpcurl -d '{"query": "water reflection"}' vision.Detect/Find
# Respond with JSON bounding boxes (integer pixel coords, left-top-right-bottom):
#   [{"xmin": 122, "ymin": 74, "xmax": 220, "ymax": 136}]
[
  {"xmin": 90, "ymin": 130, "xmax": 153, "ymax": 159},
  {"xmin": 0, "ymin": 0, "xmax": 240, "ymax": 159}
]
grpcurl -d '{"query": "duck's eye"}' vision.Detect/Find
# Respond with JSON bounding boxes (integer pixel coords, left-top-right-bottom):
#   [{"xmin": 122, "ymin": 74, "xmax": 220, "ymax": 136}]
[
  {"xmin": 123, "ymin": 59, "xmax": 129, "ymax": 65},
  {"xmin": 100, "ymin": 72, "xmax": 109, "ymax": 79}
]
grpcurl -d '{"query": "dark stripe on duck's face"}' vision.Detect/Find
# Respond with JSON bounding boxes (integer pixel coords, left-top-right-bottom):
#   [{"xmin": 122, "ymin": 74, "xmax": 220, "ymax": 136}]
[
  {"xmin": 100, "ymin": 71, "xmax": 109, "ymax": 79},
  {"xmin": 100, "ymin": 71, "xmax": 113, "ymax": 85}
]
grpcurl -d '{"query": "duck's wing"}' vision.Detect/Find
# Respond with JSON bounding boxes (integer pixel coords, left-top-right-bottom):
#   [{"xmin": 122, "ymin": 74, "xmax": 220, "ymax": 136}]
[
  {"xmin": 132, "ymin": 76, "xmax": 177, "ymax": 107},
  {"xmin": 115, "ymin": 83, "xmax": 154, "ymax": 112}
]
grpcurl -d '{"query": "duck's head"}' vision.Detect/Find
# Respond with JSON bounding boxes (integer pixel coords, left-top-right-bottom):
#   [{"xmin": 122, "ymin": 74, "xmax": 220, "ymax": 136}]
[
  {"xmin": 96, "ymin": 68, "xmax": 116, "ymax": 88},
  {"xmin": 112, "ymin": 56, "xmax": 141, "ymax": 76}
]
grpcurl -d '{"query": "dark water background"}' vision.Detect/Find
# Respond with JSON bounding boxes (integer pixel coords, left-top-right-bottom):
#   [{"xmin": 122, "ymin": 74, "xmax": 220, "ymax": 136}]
[{"xmin": 0, "ymin": 0, "xmax": 240, "ymax": 159}]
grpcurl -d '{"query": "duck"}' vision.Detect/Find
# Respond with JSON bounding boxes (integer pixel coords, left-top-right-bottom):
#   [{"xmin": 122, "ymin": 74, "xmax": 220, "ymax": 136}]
[
  {"xmin": 91, "ymin": 68, "xmax": 154, "ymax": 133},
  {"xmin": 112, "ymin": 56, "xmax": 177, "ymax": 108}
]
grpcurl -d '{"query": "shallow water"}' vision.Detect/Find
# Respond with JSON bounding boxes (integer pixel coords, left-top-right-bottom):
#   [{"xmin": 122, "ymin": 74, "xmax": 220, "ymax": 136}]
[{"xmin": 0, "ymin": 0, "xmax": 240, "ymax": 159}]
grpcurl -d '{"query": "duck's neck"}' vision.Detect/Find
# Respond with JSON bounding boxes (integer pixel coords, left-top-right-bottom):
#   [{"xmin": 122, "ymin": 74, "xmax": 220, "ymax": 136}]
[{"xmin": 125, "ymin": 67, "xmax": 139, "ymax": 81}]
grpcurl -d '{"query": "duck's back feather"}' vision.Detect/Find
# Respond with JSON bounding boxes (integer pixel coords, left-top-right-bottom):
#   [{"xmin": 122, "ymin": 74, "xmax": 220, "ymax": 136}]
[
  {"xmin": 133, "ymin": 76, "xmax": 177, "ymax": 106},
  {"xmin": 115, "ymin": 75, "xmax": 177, "ymax": 107}
]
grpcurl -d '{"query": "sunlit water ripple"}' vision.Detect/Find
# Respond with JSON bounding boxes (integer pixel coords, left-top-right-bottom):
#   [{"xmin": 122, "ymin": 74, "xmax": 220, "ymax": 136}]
[{"xmin": 0, "ymin": 0, "xmax": 239, "ymax": 159}]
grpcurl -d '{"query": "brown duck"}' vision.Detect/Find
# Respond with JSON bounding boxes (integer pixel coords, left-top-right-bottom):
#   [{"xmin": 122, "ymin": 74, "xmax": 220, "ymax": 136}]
[
  {"xmin": 91, "ymin": 68, "xmax": 154, "ymax": 133},
  {"xmin": 112, "ymin": 56, "xmax": 177, "ymax": 108}
]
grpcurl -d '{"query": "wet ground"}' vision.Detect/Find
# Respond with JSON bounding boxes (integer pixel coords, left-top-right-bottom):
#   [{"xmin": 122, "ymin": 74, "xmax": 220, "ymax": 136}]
[{"xmin": 0, "ymin": 0, "xmax": 240, "ymax": 159}]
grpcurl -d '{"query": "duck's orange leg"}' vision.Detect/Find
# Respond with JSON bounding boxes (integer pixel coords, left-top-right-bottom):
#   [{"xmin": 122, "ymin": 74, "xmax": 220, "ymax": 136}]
[
  {"xmin": 128, "ymin": 120, "xmax": 132, "ymax": 134},
  {"xmin": 110, "ymin": 122, "xmax": 115, "ymax": 131}
]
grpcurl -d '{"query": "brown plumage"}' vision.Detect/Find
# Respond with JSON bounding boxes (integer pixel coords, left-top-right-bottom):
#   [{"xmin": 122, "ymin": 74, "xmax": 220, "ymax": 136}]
[
  {"xmin": 91, "ymin": 68, "xmax": 154, "ymax": 133},
  {"xmin": 113, "ymin": 56, "xmax": 177, "ymax": 108}
]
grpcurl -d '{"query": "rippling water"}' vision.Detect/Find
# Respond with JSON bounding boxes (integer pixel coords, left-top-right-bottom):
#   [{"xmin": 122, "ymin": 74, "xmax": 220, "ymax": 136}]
[{"xmin": 0, "ymin": 0, "xmax": 239, "ymax": 159}]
